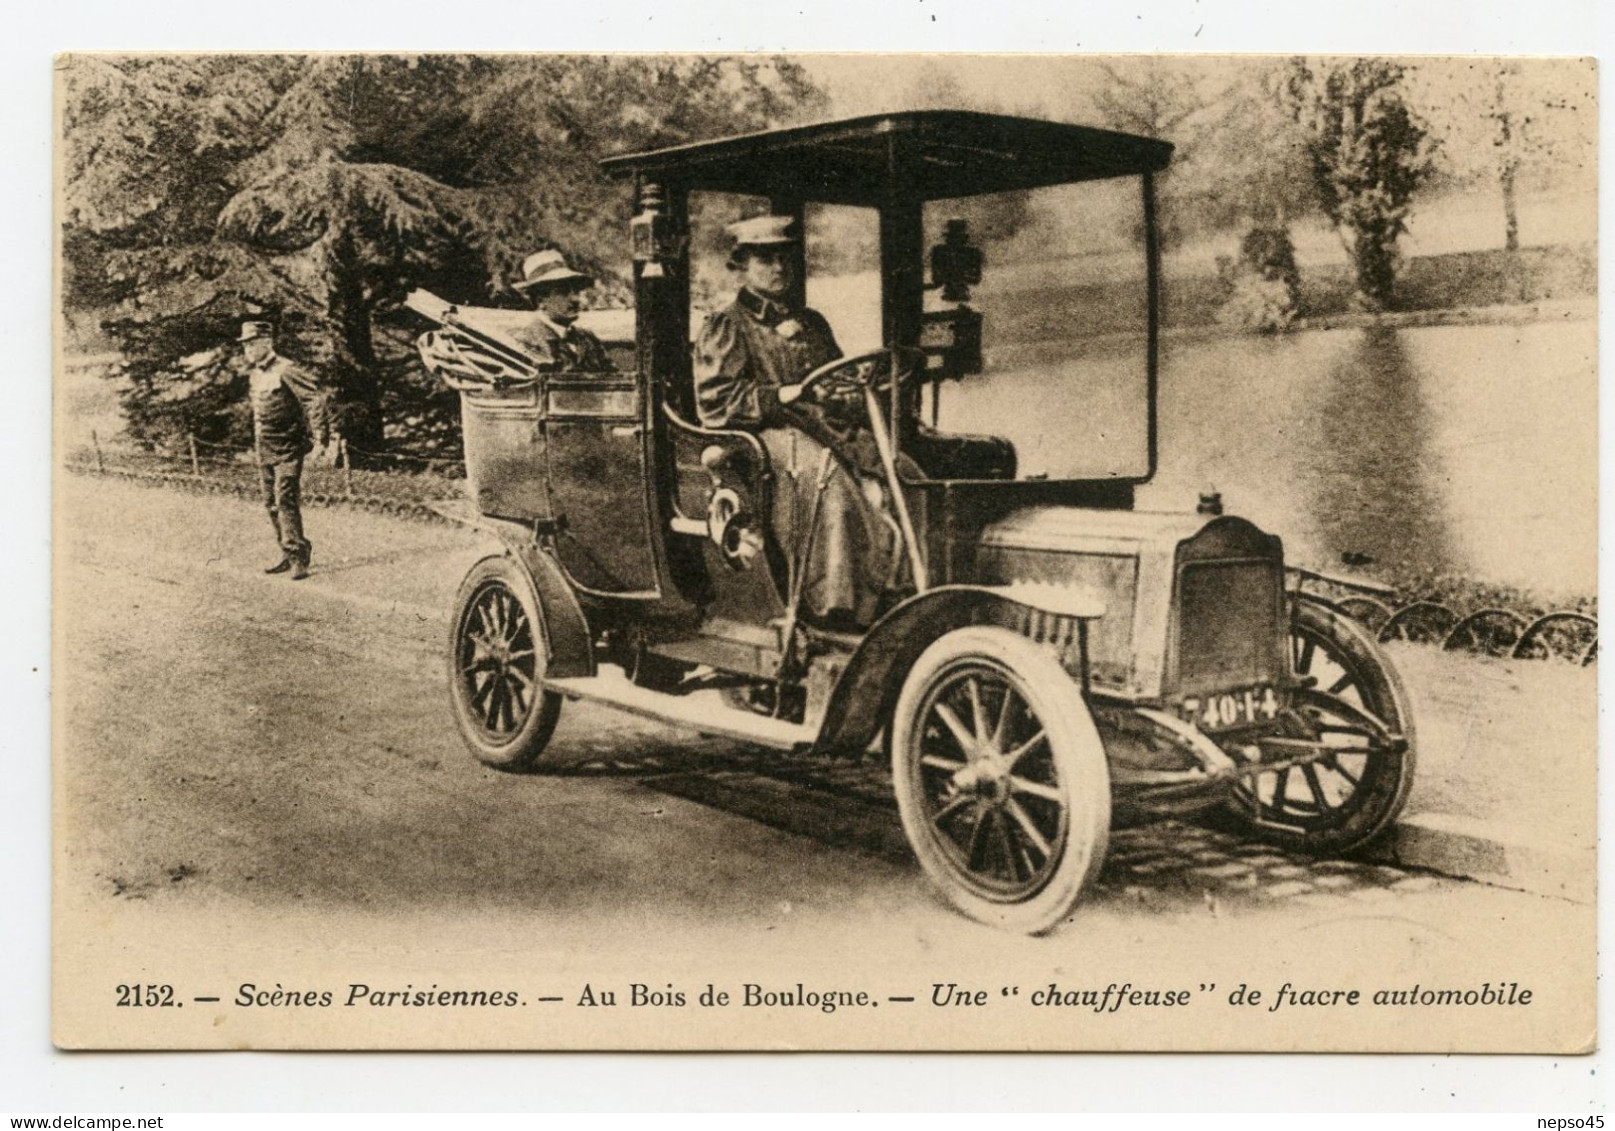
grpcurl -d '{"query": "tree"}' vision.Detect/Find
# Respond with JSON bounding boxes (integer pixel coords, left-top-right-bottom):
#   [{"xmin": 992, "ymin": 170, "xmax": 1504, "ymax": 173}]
[
  {"xmin": 1195, "ymin": 61, "xmax": 1317, "ymax": 231},
  {"xmin": 456, "ymin": 57, "xmax": 825, "ymax": 313},
  {"xmin": 1087, "ymin": 59, "xmax": 1210, "ymax": 249},
  {"xmin": 1489, "ymin": 64, "xmax": 1527, "ymax": 252},
  {"xmin": 63, "ymin": 57, "xmax": 490, "ymax": 452},
  {"xmin": 1409, "ymin": 59, "xmax": 1593, "ymax": 255},
  {"xmin": 1284, "ymin": 58, "xmax": 1437, "ymax": 311},
  {"xmin": 1215, "ymin": 225, "xmax": 1301, "ymax": 334},
  {"xmin": 894, "ymin": 60, "xmax": 1035, "ymax": 245},
  {"xmin": 1187, "ymin": 62, "xmax": 1316, "ymax": 332},
  {"xmin": 59, "ymin": 55, "xmax": 825, "ymax": 456}
]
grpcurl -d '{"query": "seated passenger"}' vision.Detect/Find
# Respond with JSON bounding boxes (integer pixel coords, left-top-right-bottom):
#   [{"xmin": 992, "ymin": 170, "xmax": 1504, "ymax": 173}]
[
  {"xmin": 693, "ymin": 216, "xmax": 902, "ymax": 630},
  {"xmin": 509, "ymin": 249, "xmax": 613, "ymax": 372}
]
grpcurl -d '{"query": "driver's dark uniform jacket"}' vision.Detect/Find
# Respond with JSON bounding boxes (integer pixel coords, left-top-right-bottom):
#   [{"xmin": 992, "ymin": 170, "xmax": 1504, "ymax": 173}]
[
  {"xmin": 250, "ymin": 352, "xmax": 331, "ymax": 563},
  {"xmin": 694, "ymin": 286, "xmax": 902, "ymax": 626}
]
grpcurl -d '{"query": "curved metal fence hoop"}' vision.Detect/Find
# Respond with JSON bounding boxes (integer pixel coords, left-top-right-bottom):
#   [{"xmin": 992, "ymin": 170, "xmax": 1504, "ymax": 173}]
[
  {"xmin": 1512, "ymin": 612, "xmax": 1599, "ymax": 662},
  {"xmin": 1377, "ymin": 601, "xmax": 1461, "ymax": 645},
  {"xmin": 1442, "ymin": 608, "xmax": 1528, "ymax": 657}
]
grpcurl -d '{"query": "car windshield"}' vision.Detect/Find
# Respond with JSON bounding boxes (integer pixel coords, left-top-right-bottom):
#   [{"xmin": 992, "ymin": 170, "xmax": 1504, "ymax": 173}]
[{"xmin": 917, "ymin": 177, "xmax": 1152, "ymax": 481}]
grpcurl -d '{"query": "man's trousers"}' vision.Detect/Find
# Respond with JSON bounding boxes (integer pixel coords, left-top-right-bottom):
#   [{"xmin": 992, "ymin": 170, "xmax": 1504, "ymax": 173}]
[{"xmin": 259, "ymin": 458, "xmax": 310, "ymax": 561}]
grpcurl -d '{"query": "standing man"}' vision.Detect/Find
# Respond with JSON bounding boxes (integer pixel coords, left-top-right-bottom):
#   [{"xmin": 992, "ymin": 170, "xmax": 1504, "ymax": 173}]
[
  {"xmin": 508, "ymin": 249, "xmax": 613, "ymax": 372},
  {"xmin": 242, "ymin": 320, "xmax": 332, "ymax": 580}
]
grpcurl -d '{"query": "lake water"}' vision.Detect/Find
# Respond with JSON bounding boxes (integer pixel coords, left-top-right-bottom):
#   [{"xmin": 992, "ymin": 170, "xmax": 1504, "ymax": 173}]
[
  {"xmin": 935, "ymin": 319, "xmax": 1597, "ymax": 599},
  {"xmin": 69, "ymin": 283, "xmax": 1596, "ymax": 599}
]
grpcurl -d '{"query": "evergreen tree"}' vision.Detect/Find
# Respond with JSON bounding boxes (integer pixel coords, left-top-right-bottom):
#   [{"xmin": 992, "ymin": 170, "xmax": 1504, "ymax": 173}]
[{"xmin": 59, "ymin": 54, "xmax": 824, "ymax": 457}]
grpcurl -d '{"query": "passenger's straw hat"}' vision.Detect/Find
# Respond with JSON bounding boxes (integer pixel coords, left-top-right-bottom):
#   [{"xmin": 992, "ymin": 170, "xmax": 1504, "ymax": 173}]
[
  {"xmin": 238, "ymin": 321, "xmax": 273, "ymax": 342},
  {"xmin": 513, "ymin": 249, "xmax": 594, "ymax": 293}
]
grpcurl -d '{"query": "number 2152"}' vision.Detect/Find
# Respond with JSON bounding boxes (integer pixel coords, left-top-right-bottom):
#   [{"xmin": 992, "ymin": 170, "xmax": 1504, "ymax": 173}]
[{"xmin": 115, "ymin": 984, "xmax": 176, "ymax": 1007}]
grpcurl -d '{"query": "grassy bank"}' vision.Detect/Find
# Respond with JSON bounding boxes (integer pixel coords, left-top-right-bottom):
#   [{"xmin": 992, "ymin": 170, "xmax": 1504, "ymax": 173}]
[
  {"xmin": 1172, "ymin": 241, "xmax": 1596, "ymax": 329},
  {"xmin": 982, "ymin": 240, "xmax": 1596, "ymax": 348}
]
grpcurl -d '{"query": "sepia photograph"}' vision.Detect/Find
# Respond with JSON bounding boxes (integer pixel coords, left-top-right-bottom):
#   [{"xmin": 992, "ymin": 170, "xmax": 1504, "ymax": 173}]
[{"xmin": 51, "ymin": 50, "xmax": 1597, "ymax": 1054}]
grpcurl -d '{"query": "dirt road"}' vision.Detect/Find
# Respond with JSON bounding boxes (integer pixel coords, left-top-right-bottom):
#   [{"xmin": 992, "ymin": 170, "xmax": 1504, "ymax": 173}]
[{"xmin": 52, "ymin": 474, "xmax": 1595, "ymax": 1051}]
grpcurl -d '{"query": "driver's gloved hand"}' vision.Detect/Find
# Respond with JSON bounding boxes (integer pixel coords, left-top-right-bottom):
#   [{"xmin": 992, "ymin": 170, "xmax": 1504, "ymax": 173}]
[{"xmin": 823, "ymin": 386, "xmax": 863, "ymax": 410}]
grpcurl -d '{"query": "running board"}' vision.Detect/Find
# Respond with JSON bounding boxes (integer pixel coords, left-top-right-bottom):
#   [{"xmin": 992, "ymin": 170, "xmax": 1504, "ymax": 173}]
[{"xmin": 546, "ymin": 668, "xmax": 814, "ymax": 751}]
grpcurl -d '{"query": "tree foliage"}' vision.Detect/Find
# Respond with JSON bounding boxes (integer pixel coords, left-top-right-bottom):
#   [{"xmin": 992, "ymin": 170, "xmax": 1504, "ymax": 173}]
[
  {"xmin": 1284, "ymin": 58, "xmax": 1437, "ymax": 310},
  {"xmin": 1216, "ymin": 225, "xmax": 1301, "ymax": 334},
  {"xmin": 1408, "ymin": 59, "xmax": 1594, "ymax": 254},
  {"xmin": 898, "ymin": 62, "xmax": 1036, "ymax": 244},
  {"xmin": 1192, "ymin": 61, "xmax": 1317, "ymax": 231},
  {"xmin": 60, "ymin": 54, "xmax": 824, "ymax": 456},
  {"xmin": 1087, "ymin": 59, "xmax": 1211, "ymax": 250}
]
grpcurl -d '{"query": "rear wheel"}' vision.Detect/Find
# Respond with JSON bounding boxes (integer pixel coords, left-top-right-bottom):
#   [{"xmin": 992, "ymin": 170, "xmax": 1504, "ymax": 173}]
[
  {"xmin": 891, "ymin": 626, "xmax": 1110, "ymax": 934},
  {"xmin": 1222, "ymin": 595, "xmax": 1416, "ymax": 853},
  {"xmin": 448, "ymin": 555, "xmax": 564, "ymax": 771}
]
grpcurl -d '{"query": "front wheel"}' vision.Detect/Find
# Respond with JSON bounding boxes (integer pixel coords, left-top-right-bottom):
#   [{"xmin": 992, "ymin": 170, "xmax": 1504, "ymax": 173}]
[
  {"xmin": 891, "ymin": 626, "xmax": 1111, "ymax": 934},
  {"xmin": 1221, "ymin": 594, "xmax": 1417, "ymax": 853},
  {"xmin": 448, "ymin": 554, "xmax": 564, "ymax": 771}
]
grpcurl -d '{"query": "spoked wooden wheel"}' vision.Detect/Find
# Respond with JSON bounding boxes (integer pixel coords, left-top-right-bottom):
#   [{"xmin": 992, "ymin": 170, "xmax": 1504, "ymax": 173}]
[
  {"xmin": 1223, "ymin": 595, "xmax": 1416, "ymax": 853},
  {"xmin": 448, "ymin": 555, "xmax": 563, "ymax": 771},
  {"xmin": 891, "ymin": 626, "xmax": 1109, "ymax": 934}
]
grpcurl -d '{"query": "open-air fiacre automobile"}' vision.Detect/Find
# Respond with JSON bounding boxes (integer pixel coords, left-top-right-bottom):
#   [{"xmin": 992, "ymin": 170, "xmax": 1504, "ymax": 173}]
[{"xmin": 414, "ymin": 111, "xmax": 1416, "ymax": 934}]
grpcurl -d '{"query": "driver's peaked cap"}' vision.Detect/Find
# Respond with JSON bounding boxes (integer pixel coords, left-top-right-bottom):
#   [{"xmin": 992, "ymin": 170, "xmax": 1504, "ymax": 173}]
[{"xmin": 727, "ymin": 215, "xmax": 799, "ymax": 265}]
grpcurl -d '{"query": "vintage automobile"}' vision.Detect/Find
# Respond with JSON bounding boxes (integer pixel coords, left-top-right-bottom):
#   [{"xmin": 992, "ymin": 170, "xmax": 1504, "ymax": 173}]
[{"xmin": 414, "ymin": 111, "xmax": 1416, "ymax": 934}]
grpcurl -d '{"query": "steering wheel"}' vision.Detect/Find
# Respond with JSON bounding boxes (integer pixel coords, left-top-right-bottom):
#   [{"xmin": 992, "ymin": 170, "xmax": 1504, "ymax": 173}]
[{"xmin": 784, "ymin": 346, "xmax": 928, "ymax": 408}]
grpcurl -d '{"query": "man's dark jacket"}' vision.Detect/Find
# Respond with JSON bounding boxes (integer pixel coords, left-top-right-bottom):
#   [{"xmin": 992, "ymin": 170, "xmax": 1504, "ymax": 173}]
[{"xmin": 251, "ymin": 355, "xmax": 331, "ymax": 464}]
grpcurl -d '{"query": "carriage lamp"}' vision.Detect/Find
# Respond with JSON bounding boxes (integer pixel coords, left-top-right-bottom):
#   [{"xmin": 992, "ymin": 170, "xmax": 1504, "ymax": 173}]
[
  {"xmin": 1198, "ymin": 489, "xmax": 1224, "ymax": 516},
  {"xmin": 630, "ymin": 181, "xmax": 683, "ymax": 279},
  {"xmin": 947, "ymin": 306, "xmax": 982, "ymax": 374},
  {"xmin": 930, "ymin": 218, "xmax": 983, "ymax": 302},
  {"xmin": 920, "ymin": 306, "xmax": 983, "ymax": 377}
]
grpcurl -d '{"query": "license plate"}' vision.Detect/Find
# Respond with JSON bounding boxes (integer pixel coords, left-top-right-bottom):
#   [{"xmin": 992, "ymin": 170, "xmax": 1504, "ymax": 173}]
[{"xmin": 1179, "ymin": 686, "xmax": 1281, "ymax": 733}]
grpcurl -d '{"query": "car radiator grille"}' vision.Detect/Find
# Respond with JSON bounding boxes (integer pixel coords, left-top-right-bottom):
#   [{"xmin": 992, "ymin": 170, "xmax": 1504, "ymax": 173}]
[{"xmin": 1174, "ymin": 560, "xmax": 1282, "ymax": 693}]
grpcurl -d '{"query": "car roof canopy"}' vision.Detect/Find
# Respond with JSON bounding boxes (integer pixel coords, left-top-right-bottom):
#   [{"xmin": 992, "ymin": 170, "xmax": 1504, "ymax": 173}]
[{"xmin": 600, "ymin": 110, "xmax": 1174, "ymax": 206}]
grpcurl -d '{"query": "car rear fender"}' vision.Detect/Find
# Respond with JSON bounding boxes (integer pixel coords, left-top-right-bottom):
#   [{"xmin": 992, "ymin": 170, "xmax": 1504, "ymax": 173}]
[
  {"xmin": 811, "ymin": 584, "xmax": 1103, "ymax": 756},
  {"xmin": 471, "ymin": 514, "xmax": 596, "ymax": 680}
]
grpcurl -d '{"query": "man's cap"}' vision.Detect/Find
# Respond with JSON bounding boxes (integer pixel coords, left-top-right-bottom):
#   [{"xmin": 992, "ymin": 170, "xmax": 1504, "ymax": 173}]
[
  {"xmin": 239, "ymin": 321, "xmax": 273, "ymax": 342},
  {"xmin": 513, "ymin": 249, "xmax": 594, "ymax": 293}
]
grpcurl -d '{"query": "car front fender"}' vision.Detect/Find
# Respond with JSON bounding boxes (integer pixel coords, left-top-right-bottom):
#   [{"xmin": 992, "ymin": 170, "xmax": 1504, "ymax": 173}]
[{"xmin": 810, "ymin": 584, "xmax": 1102, "ymax": 756}]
